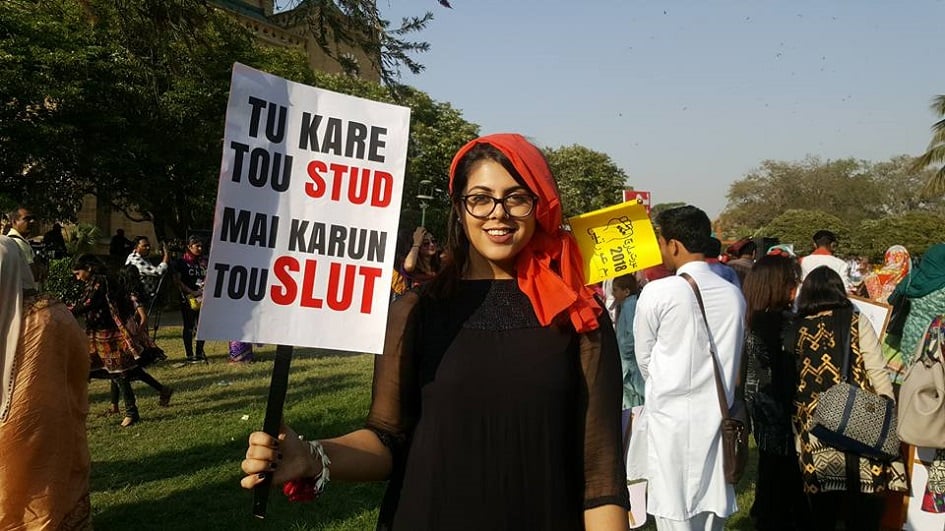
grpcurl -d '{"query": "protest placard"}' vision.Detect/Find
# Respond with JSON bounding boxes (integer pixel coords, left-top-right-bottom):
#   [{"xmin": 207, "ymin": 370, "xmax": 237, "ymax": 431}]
[
  {"xmin": 849, "ymin": 294, "xmax": 892, "ymax": 340},
  {"xmin": 568, "ymin": 201, "xmax": 662, "ymax": 285},
  {"xmin": 197, "ymin": 63, "xmax": 410, "ymax": 354}
]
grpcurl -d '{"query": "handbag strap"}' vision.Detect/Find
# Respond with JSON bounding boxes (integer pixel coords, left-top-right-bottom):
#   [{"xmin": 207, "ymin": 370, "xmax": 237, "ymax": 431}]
[
  {"xmin": 837, "ymin": 306, "xmax": 854, "ymax": 382},
  {"xmin": 680, "ymin": 272, "xmax": 739, "ymax": 420}
]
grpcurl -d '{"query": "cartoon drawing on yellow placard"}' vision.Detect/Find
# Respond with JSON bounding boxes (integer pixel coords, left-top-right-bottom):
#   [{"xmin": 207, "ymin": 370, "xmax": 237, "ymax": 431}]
[
  {"xmin": 569, "ymin": 201, "xmax": 661, "ymax": 285},
  {"xmin": 586, "ymin": 216, "xmax": 634, "ymax": 245},
  {"xmin": 585, "ymin": 217, "xmax": 643, "ymax": 275}
]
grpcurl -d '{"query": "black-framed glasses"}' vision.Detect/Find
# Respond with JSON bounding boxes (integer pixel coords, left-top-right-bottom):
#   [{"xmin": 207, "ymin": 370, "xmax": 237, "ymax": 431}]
[{"xmin": 460, "ymin": 193, "xmax": 537, "ymax": 219}]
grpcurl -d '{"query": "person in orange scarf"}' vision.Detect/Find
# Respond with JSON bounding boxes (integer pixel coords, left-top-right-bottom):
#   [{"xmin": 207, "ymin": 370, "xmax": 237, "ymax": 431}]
[
  {"xmin": 863, "ymin": 245, "xmax": 911, "ymax": 303},
  {"xmin": 241, "ymin": 134, "xmax": 630, "ymax": 530},
  {"xmin": 0, "ymin": 236, "xmax": 91, "ymax": 530}
]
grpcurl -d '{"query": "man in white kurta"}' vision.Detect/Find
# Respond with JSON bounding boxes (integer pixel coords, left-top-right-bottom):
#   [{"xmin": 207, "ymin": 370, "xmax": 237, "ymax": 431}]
[{"xmin": 631, "ymin": 206, "xmax": 746, "ymax": 530}]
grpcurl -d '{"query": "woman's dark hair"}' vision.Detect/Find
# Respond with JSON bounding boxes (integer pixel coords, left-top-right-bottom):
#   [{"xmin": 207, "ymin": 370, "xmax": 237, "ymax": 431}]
[
  {"xmin": 417, "ymin": 231, "xmax": 442, "ymax": 275},
  {"xmin": 742, "ymin": 254, "xmax": 799, "ymax": 325},
  {"xmin": 72, "ymin": 254, "xmax": 106, "ymax": 275},
  {"xmin": 612, "ymin": 274, "xmax": 639, "ymax": 295},
  {"xmin": 655, "ymin": 206, "xmax": 711, "ymax": 254},
  {"xmin": 428, "ymin": 142, "xmax": 533, "ymax": 299},
  {"xmin": 796, "ymin": 266, "xmax": 851, "ymax": 316},
  {"xmin": 117, "ymin": 264, "xmax": 145, "ymax": 298},
  {"xmin": 73, "ymin": 254, "xmax": 135, "ymax": 318},
  {"xmin": 132, "ymin": 235, "xmax": 150, "ymax": 248}
]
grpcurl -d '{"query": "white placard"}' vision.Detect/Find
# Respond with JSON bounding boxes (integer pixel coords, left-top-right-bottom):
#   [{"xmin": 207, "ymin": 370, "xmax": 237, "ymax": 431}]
[
  {"xmin": 197, "ymin": 63, "xmax": 410, "ymax": 354},
  {"xmin": 849, "ymin": 294, "xmax": 892, "ymax": 341},
  {"xmin": 905, "ymin": 447, "xmax": 945, "ymax": 530}
]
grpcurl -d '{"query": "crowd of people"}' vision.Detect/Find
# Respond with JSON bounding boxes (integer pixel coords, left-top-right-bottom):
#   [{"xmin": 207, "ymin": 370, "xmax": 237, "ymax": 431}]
[
  {"xmin": 236, "ymin": 135, "xmax": 945, "ymax": 530},
  {"xmin": 2, "ymin": 133, "xmax": 945, "ymax": 529}
]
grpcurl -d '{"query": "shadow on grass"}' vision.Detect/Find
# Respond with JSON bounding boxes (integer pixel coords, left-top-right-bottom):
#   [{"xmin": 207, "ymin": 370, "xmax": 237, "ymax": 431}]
[
  {"xmin": 91, "ymin": 465, "xmax": 385, "ymax": 531},
  {"xmin": 88, "ymin": 367, "xmax": 368, "ymax": 406},
  {"xmin": 87, "ymin": 380, "xmax": 364, "ymax": 434}
]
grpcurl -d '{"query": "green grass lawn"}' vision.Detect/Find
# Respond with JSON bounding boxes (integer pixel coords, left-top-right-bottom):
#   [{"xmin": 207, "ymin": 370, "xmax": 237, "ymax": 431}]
[{"xmin": 87, "ymin": 324, "xmax": 757, "ymax": 530}]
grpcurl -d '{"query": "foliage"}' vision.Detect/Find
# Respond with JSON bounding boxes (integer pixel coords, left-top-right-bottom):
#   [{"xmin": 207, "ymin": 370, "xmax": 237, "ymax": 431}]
[
  {"xmin": 64, "ymin": 222, "xmax": 103, "ymax": 256},
  {"xmin": 0, "ymin": 0, "xmax": 441, "ymax": 240},
  {"xmin": 849, "ymin": 211, "xmax": 945, "ymax": 260},
  {"xmin": 44, "ymin": 257, "xmax": 84, "ymax": 304},
  {"xmin": 718, "ymin": 154, "xmax": 945, "ymax": 240},
  {"xmin": 871, "ymin": 154, "xmax": 945, "ymax": 216},
  {"xmin": 719, "ymin": 157, "xmax": 881, "ymax": 237},
  {"xmin": 759, "ymin": 209, "xmax": 849, "ymax": 256},
  {"xmin": 914, "ymin": 95, "xmax": 945, "ymax": 198},
  {"xmin": 308, "ymin": 72, "xmax": 479, "ymax": 239},
  {"xmin": 542, "ymin": 145, "xmax": 630, "ymax": 218},
  {"xmin": 0, "ymin": 0, "xmax": 307, "ymax": 237},
  {"xmin": 275, "ymin": 0, "xmax": 433, "ymax": 91},
  {"xmin": 650, "ymin": 202, "xmax": 687, "ymax": 219}
]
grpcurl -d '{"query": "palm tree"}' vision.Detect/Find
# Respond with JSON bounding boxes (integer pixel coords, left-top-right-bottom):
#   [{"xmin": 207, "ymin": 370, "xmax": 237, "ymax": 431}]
[{"xmin": 914, "ymin": 95, "xmax": 945, "ymax": 198}]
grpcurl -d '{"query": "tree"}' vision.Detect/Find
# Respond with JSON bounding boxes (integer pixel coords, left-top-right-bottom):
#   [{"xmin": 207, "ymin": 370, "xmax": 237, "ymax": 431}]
[
  {"xmin": 760, "ymin": 209, "xmax": 849, "ymax": 256},
  {"xmin": 871, "ymin": 155, "xmax": 945, "ymax": 216},
  {"xmin": 0, "ymin": 0, "xmax": 316, "ymax": 236},
  {"xmin": 309, "ymin": 72, "xmax": 480, "ymax": 238},
  {"xmin": 273, "ymin": 0, "xmax": 435, "ymax": 90},
  {"xmin": 542, "ymin": 145, "xmax": 629, "ymax": 218},
  {"xmin": 0, "ymin": 0, "xmax": 459, "ymax": 239},
  {"xmin": 914, "ymin": 95, "xmax": 945, "ymax": 198},
  {"xmin": 650, "ymin": 202, "xmax": 687, "ymax": 219},
  {"xmin": 849, "ymin": 211, "xmax": 945, "ymax": 260},
  {"xmin": 719, "ymin": 157, "xmax": 882, "ymax": 238}
]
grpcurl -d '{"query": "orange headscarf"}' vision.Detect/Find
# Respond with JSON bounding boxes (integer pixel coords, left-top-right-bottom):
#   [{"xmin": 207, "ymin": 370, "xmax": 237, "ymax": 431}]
[
  {"xmin": 863, "ymin": 245, "xmax": 911, "ymax": 302},
  {"xmin": 448, "ymin": 134, "xmax": 601, "ymax": 333}
]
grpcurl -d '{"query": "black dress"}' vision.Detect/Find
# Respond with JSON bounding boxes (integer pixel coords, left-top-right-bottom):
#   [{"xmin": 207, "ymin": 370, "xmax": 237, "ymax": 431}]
[{"xmin": 365, "ymin": 279, "xmax": 628, "ymax": 531}]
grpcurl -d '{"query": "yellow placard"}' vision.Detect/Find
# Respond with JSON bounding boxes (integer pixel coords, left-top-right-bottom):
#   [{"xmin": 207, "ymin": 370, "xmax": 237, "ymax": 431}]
[{"xmin": 568, "ymin": 201, "xmax": 662, "ymax": 285}]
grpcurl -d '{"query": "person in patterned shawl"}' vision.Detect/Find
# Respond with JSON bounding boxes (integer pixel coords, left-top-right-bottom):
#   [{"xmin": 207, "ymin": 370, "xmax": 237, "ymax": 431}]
[{"xmin": 789, "ymin": 267, "xmax": 907, "ymax": 531}]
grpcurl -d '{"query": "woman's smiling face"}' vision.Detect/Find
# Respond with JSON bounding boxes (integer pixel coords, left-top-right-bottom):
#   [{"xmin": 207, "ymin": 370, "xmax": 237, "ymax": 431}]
[{"xmin": 460, "ymin": 159, "xmax": 537, "ymax": 279}]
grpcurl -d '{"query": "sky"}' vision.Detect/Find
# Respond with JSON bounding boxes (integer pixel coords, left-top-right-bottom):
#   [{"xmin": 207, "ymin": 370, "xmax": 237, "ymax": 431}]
[{"xmin": 363, "ymin": 0, "xmax": 945, "ymax": 218}]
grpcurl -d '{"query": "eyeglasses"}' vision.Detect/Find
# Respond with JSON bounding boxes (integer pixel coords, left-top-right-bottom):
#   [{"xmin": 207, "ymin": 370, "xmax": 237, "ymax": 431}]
[
  {"xmin": 460, "ymin": 193, "xmax": 537, "ymax": 220},
  {"xmin": 22, "ymin": 216, "xmax": 36, "ymax": 222},
  {"xmin": 421, "ymin": 239, "xmax": 436, "ymax": 246}
]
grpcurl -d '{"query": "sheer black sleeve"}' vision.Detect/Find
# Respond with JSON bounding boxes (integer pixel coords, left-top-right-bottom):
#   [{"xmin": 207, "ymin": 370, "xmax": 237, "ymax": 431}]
[
  {"xmin": 364, "ymin": 291, "xmax": 421, "ymax": 474},
  {"xmin": 579, "ymin": 313, "xmax": 631, "ymax": 510}
]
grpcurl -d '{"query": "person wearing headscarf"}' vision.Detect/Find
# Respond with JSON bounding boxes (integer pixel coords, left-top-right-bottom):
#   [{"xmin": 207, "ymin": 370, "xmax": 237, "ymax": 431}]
[
  {"xmin": 863, "ymin": 245, "xmax": 911, "ymax": 303},
  {"xmin": 240, "ymin": 134, "xmax": 630, "ymax": 530},
  {"xmin": 860, "ymin": 245, "xmax": 913, "ymax": 383},
  {"xmin": 0, "ymin": 236, "xmax": 91, "ymax": 530},
  {"xmin": 71, "ymin": 254, "xmax": 143, "ymax": 427},
  {"xmin": 896, "ymin": 243, "xmax": 945, "ymax": 364}
]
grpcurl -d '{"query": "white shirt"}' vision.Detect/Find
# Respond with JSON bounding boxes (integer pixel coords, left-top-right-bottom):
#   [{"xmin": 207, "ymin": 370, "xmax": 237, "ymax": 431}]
[
  {"xmin": 6, "ymin": 228, "xmax": 35, "ymax": 290},
  {"xmin": 125, "ymin": 251, "xmax": 169, "ymax": 296},
  {"xmin": 631, "ymin": 260, "xmax": 745, "ymax": 521},
  {"xmin": 601, "ymin": 278, "xmax": 617, "ymax": 325},
  {"xmin": 800, "ymin": 252, "xmax": 851, "ymax": 292}
]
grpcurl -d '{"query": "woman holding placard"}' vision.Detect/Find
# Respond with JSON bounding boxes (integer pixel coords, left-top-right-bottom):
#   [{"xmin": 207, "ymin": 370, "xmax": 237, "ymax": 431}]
[{"xmin": 241, "ymin": 134, "xmax": 629, "ymax": 530}]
